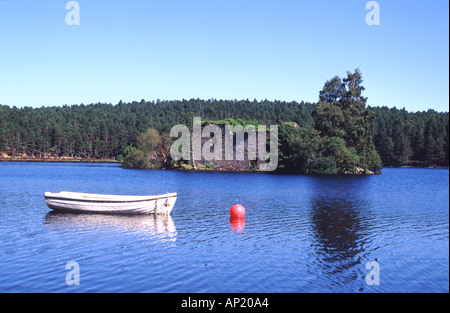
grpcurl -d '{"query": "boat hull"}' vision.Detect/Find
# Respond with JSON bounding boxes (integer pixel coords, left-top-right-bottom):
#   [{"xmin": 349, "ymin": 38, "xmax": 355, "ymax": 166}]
[{"xmin": 44, "ymin": 191, "xmax": 177, "ymax": 215}]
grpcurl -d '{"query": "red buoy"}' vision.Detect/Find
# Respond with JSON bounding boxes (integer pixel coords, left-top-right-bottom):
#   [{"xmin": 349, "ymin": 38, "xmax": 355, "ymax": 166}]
[{"xmin": 230, "ymin": 204, "xmax": 246, "ymax": 218}]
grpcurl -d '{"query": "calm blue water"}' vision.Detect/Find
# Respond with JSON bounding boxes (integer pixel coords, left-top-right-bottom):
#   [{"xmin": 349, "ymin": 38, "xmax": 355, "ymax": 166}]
[{"xmin": 0, "ymin": 162, "xmax": 448, "ymax": 293}]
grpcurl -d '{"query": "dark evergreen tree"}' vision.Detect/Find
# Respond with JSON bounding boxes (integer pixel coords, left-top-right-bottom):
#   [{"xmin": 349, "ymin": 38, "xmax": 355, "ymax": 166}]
[{"xmin": 314, "ymin": 69, "xmax": 382, "ymax": 172}]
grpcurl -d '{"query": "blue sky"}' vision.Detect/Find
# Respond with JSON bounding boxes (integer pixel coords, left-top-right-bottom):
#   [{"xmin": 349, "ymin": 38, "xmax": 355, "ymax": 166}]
[{"xmin": 0, "ymin": 0, "xmax": 448, "ymax": 112}]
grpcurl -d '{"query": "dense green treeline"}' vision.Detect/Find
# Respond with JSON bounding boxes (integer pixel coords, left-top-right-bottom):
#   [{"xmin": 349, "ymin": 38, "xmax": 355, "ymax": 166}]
[
  {"xmin": 1, "ymin": 100, "xmax": 447, "ymax": 167},
  {"xmin": 371, "ymin": 106, "xmax": 449, "ymax": 167},
  {"xmin": 0, "ymin": 99, "xmax": 315, "ymax": 159},
  {"xmin": 0, "ymin": 74, "xmax": 448, "ymax": 169}
]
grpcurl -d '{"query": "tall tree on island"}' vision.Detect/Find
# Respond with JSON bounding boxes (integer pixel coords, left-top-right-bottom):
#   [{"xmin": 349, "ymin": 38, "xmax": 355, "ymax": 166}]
[{"xmin": 314, "ymin": 69, "xmax": 382, "ymax": 173}]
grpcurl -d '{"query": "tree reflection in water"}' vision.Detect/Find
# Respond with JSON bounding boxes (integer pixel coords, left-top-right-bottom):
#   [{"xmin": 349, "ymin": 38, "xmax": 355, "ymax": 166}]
[{"xmin": 309, "ymin": 194, "xmax": 373, "ymax": 289}]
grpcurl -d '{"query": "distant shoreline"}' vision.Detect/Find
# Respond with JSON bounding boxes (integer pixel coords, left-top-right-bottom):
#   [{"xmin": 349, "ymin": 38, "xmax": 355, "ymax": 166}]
[
  {"xmin": 380, "ymin": 161, "xmax": 449, "ymax": 169},
  {"xmin": 0, "ymin": 157, "xmax": 119, "ymax": 163}
]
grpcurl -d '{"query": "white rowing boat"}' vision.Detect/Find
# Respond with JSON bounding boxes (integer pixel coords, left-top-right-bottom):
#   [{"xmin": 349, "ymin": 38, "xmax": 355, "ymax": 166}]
[{"xmin": 44, "ymin": 191, "xmax": 177, "ymax": 215}]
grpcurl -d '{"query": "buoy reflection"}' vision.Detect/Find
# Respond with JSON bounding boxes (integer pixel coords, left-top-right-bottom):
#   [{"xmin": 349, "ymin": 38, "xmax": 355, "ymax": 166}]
[{"xmin": 230, "ymin": 217, "xmax": 245, "ymax": 233}]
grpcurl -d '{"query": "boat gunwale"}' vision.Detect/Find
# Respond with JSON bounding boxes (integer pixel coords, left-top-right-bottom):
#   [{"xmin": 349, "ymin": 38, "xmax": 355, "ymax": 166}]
[{"xmin": 44, "ymin": 192, "xmax": 178, "ymax": 203}]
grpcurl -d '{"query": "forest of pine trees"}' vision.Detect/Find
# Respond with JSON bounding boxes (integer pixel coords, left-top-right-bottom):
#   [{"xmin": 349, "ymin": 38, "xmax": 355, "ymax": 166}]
[
  {"xmin": 1, "ymin": 71, "xmax": 448, "ymax": 172},
  {"xmin": 0, "ymin": 99, "xmax": 315, "ymax": 159}
]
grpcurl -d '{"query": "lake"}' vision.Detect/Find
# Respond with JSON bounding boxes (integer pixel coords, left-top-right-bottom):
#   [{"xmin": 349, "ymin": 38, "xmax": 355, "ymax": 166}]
[{"xmin": 0, "ymin": 162, "xmax": 448, "ymax": 293}]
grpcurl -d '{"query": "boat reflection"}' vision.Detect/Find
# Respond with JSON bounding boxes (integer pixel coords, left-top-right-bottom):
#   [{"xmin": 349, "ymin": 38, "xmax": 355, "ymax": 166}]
[{"xmin": 44, "ymin": 212, "xmax": 177, "ymax": 240}]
